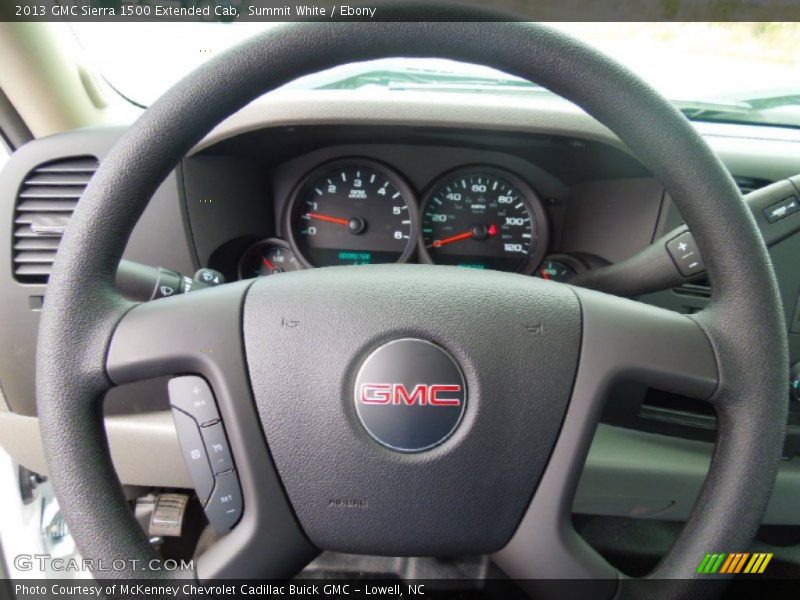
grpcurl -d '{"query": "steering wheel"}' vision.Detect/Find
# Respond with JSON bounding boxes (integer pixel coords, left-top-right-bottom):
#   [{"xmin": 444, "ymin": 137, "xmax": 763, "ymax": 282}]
[{"xmin": 36, "ymin": 14, "xmax": 788, "ymax": 599}]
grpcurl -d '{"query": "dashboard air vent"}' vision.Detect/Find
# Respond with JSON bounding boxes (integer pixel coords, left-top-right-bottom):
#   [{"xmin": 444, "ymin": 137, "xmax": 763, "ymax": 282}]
[
  {"xmin": 733, "ymin": 175, "xmax": 771, "ymax": 195},
  {"xmin": 12, "ymin": 156, "xmax": 99, "ymax": 284}
]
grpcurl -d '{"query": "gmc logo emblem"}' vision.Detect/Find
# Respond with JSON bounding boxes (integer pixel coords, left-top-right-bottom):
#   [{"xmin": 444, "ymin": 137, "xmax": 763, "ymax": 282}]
[{"xmin": 360, "ymin": 383, "xmax": 463, "ymax": 406}]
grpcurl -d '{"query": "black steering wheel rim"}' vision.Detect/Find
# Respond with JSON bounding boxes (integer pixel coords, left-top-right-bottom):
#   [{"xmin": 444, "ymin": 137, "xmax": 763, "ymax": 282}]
[{"xmin": 36, "ymin": 15, "xmax": 788, "ymax": 598}]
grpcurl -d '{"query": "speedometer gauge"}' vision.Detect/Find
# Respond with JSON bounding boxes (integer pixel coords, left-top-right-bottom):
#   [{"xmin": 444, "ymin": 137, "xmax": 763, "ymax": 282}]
[
  {"xmin": 286, "ymin": 159, "xmax": 418, "ymax": 267},
  {"xmin": 419, "ymin": 167, "xmax": 548, "ymax": 273}
]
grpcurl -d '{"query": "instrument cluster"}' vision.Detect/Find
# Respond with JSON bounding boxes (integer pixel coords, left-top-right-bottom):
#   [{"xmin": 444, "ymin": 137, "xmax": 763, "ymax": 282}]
[{"xmin": 238, "ymin": 157, "xmax": 576, "ymax": 281}]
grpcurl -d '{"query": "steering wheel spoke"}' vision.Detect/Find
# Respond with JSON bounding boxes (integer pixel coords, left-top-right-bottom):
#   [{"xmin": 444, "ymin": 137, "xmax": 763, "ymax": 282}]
[
  {"xmin": 570, "ymin": 288, "xmax": 719, "ymax": 401},
  {"xmin": 494, "ymin": 288, "xmax": 718, "ymax": 591},
  {"xmin": 107, "ymin": 280, "xmax": 252, "ymax": 385},
  {"xmin": 106, "ymin": 282, "xmax": 317, "ymax": 579}
]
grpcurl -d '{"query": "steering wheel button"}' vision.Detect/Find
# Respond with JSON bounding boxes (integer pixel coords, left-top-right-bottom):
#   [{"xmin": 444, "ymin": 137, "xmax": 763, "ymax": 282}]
[
  {"xmin": 205, "ymin": 471, "xmax": 243, "ymax": 533},
  {"xmin": 168, "ymin": 376, "xmax": 220, "ymax": 426},
  {"xmin": 200, "ymin": 422, "xmax": 234, "ymax": 474},
  {"xmin": 666, "ymin": 231, "xmax": 705, "ymax": 277},
  {"xmin": 171, "ymin": 409, "xmax": 214, "ymax": 505}
]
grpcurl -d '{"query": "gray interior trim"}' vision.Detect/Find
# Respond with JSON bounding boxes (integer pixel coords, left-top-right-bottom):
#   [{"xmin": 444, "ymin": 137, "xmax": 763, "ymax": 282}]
[
  {"xmin": 0, "ymin": 87, "xmax": 32, "ymax": 149},
  {"xmin": 193, "ymin": 92, "xmax": 800, "ymax": 189},
  {"xmin": 194, "ymin": 91, "xmax": 628, "ymax": 154},
  {"xmin": 0, "ymin": 410, "xmax": 191, "ymax": 488},
  {"xmin": 5, "ymin": 411, "xmax": 800, "ymax": 528},
  {"xmin": 575, "ymin": 425, "xmax": 800, "ymax": 526},
  {"xmin": 0, "ymin": 126, "xmax": 196, "ymax": 417}
]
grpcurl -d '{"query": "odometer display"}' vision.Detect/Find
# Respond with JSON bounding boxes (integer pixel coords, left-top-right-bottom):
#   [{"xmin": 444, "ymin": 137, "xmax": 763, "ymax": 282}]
[
  {"xmin": 420, "ymin": 168, "xmax": 547, "ymax": 273},
  {"xmin": 287, "ymin": 159, "xmax": 418, "ymax": 267}
]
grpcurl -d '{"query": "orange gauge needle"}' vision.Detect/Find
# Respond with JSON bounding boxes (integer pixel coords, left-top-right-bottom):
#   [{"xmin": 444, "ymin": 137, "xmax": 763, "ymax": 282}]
[
  {"xmin": 306, "ymin": 212, "xmax": 349, "ymax": 226},
  {"xmin": 262, "ymin": 257, "xmax": 276, "ymax": 272},
  {"xmin": 430, "ymin": 231, "xmax": 472, "ymax": 248},
  {"xmin": 429, "ymin": 224, "xmax": 498, "ymax": 248}
]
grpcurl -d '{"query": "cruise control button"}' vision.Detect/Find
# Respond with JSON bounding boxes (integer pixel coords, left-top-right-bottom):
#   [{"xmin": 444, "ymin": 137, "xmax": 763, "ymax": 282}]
[
  {"xmin": 666, "ymin": 231, "xmax": 704, "ymax": 277},
  {"xmin": 205, "ymin": 471, "xmax": 243, "ymax": 533},
  {"xmin": 201, "ymin": 422, "xmax": 234, "ymax": 474},
  {"xmin": 168, "ymin": 376, "xmax": 220, "ymax": 426},
  {"xmin": 171, "ymin": 409, "xmax": 214, "ymax": 504}
]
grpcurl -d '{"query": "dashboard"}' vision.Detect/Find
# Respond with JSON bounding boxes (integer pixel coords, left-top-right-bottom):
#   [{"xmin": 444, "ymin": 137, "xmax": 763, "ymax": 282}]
[
  {"xmin": 243, "ymin": 158, "xmax": 560, "ymax": 280},
  {"xmin": 3, "ymin": 91, "xmax": 800, "ymax": 527},
  {"xmin": 184, "ymin": 124, "xmax": 661, "ymax": 291}
]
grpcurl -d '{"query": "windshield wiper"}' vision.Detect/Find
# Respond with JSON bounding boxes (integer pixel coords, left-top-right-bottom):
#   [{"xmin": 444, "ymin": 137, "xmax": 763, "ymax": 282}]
[
  {"xmin": 675, "ymin": 91, "xmax": 800, "ymax": 128},
  {"xmin": 673, "ymin": 99, "xmax": 753, "ymax": 120},
  {"xmin": 315, "ymin": 68, "xmax": 543, "ymax": 94},
  {"xmin": 733, "ymin": 92, "xmax": 800, "ymax": 112}
]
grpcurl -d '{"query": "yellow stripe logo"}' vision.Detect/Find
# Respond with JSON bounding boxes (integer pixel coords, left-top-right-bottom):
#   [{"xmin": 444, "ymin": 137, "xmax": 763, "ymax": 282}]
[{"xmin": 697, "ymin": 552, "xmax": 772, "ymax": 574}]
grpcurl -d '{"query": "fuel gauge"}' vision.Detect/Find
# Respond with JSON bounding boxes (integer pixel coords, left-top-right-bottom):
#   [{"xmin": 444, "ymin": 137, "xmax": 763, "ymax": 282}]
[{"xmin": 238, "ymin": 239, "xmax": 301, "ymax": 279}]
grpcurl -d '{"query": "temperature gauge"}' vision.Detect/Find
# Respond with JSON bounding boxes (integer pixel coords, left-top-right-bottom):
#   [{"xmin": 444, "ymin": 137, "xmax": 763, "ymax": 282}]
[
  {"xmin": 537, "ymin": 259, "xmax": 576, "ymax": 282},
  {"xmin": 535, "ymin": 254, "xmax": 587, "ymax": 283},
  {"xmin": 238, "ymin": 239, "xmax": 301, "ymax": 279}
]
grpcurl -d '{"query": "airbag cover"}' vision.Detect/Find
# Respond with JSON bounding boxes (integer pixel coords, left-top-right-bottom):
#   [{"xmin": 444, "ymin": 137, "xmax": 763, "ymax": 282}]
[{"xmin": 243, "ymin": 264, "xmax": 581, "ymax": 555}]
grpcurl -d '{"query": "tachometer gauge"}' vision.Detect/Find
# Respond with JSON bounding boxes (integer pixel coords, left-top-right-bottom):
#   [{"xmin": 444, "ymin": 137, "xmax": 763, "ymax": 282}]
[
  {"xmin": 419, "ymin": 167, "xmax": 548, "ymax": 273},
  {"xmin": 238, "ymin": 239, "xmax": 301, "ymax": 279},
  {"xmin": 286, "ymin": 159, "xmax": 418, "ymax": 267}
]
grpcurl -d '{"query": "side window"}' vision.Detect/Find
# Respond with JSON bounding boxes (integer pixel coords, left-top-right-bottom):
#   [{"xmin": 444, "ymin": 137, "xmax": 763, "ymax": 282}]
[{"xmin": 0, "ymin": 139, "xmax": 10, "ymax": 171}]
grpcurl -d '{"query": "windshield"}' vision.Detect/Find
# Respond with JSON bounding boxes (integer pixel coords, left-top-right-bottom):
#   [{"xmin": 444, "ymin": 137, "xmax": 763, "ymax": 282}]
[{"xmin": 69, "ymin": 22, "xmax": 800, "ymax": 128}]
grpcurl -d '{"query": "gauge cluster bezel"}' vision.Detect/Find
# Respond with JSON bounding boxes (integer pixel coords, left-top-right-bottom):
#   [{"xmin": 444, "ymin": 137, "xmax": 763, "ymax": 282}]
[
  {"xmin": 416, "ymin": 164, "xmax": 549, "ymax": 275},
  {"xmin": 283, "ymin": 157, "xmax": 420, "ymax": 269},
  {"xmin": 237, "ymin": 155, "xmax": 558, "ymax": 281}
]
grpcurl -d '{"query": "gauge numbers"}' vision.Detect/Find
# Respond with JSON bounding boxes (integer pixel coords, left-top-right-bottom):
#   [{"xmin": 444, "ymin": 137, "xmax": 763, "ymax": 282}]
[
  {"xmin": 288, "ymin": 160, "xmax": 418, "ymax": 268},
  {"xmin": 420, "ymin": 168, "xmax": 547, "ymax": 273}
]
